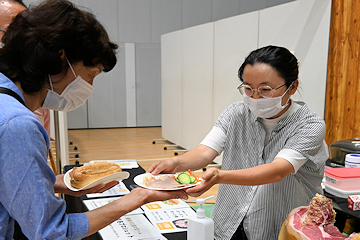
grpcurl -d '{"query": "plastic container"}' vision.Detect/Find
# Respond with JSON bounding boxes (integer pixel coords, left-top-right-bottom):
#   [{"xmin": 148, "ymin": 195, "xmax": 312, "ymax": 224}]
[
  {"xmin": 345, "ymin": 154, "xmax": 360, "ymax": 168},
  {"xmin": 187, "ymin": 196, "xmax": 215, "ymax": 240},
  {"xmin": 324, "ymin": 183, "xmax": 360, "ymax": 198},
  {"xmin": 324, "ymin": 167, "xmax": 360, "ymax": 191}
]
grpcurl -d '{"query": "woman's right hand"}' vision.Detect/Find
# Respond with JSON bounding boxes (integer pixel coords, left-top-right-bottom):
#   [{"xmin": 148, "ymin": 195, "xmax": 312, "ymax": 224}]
[
  {"xmin": 131, "ymin": 187, "xmax": 188, "ymax": 204},
  {"xmin": 147, "ymin": 158, "xmax": 179, "ymax": 175}
]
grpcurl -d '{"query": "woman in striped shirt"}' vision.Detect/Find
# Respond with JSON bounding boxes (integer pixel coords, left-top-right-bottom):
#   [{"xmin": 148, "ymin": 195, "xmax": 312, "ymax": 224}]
[{"xmin": 148, "ymin": 45, "xmax": 328, "ymax": 240}]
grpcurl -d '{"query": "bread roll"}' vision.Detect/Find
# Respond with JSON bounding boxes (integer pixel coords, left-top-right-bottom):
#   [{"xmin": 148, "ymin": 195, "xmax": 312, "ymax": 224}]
[{"xmin": 70, "ymin": 162, "xmax": 122, "ymax": 189}]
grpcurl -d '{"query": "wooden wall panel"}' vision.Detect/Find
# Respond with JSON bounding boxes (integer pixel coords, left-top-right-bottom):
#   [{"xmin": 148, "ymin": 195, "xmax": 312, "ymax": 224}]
[{"xmin": 325, "ymin": 0, "xmax": 360, "ymax": 145}]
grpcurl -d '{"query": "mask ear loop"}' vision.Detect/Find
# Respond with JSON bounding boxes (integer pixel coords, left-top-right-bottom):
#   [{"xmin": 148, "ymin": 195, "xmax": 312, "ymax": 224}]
[
  {"xmin": 48, "ymin": 75, "xmax": 54, "ymax": 90},
  {"xmin": 65, "ymin": 56, "xmax": 77, "ymax": 78},
  {"xmin": 281, "ymin": 81, "xmax": 295, "ymax": 107}
]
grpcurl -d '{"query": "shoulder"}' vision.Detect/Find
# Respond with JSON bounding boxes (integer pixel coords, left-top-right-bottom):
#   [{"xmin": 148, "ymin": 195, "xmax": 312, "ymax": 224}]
[
  {"xmin": 0, "ymin": 106, "xmax": 45, "ymax": 138},
  {"xmin": 288, "ymin": 102, "xmax": 326, "ymax": 128},
  {"xmin": 221, "ymin": 101, "xmax": 251, "ymax": 117}
]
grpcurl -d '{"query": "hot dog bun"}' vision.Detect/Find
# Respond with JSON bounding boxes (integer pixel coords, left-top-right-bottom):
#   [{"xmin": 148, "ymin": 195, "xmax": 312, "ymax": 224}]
[{"xmin": 70, "ymin": 162, "xmax": 122, "ymax": 189}]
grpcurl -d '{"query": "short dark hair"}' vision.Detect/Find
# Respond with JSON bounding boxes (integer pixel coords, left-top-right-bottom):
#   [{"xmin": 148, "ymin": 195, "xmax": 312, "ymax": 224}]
[
  {"xmin": 238, "ymin": 45, "xmax": 299, "ymax": 87},
  {"xmin": 0, "ymin": 0, "xmax": 118, "ymax": 93}
]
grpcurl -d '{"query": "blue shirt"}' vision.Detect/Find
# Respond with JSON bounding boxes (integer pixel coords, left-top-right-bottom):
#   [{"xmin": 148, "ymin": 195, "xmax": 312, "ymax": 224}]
[{"xmin": 0, "ymin": 73, "xmax": 89, "ymax": 239}]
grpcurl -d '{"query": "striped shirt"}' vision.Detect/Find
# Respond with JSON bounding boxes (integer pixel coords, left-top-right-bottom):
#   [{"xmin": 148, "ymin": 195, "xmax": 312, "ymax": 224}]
[{"xmin": 202, "ymin": 100, "xmax": 328, "ymax": 240}]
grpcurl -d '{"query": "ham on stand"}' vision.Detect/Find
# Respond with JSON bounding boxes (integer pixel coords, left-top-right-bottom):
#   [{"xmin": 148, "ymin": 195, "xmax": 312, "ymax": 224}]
[{"xmin": 279, "ymin": 194, "xmax": 360, "ymax": 240}]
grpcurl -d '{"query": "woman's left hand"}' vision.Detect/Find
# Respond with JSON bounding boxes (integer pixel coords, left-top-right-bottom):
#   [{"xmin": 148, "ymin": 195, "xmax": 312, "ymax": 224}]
[
  {"xmin": 54, "ymin": 174, "xmax": 119, "ymax": 197},
  {"xmin": 185, "ymin": 168, "xmax": 220, "ymax": 197}
]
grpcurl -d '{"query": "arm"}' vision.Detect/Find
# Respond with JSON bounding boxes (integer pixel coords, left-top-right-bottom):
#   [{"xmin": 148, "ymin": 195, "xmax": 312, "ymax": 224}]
[
  {"xmin": 186, "ymin": 158, "xmax": 294, "ymax": 197},
  {"xmin": 217, "ymin": 158, "xmax": 294, "ymax": 185},
  {"xmin": 147, "ymin": 144, "xmax": 218, "ymax": 175},
  {"xmin": 84, "ymin": 187, "xmax": 188, "ymax": 237}
]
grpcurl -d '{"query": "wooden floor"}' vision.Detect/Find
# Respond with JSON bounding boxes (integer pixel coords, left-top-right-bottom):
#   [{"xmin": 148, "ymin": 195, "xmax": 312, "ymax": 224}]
[{"xmin": 66, "ymin": 127, "xmax": 219, "ymax": 204}]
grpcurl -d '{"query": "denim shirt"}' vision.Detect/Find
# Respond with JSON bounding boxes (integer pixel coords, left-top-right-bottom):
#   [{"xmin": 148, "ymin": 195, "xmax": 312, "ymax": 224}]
[{"xmin": 0, "ymin": 73, "xmax": 89, "ymax": 239}]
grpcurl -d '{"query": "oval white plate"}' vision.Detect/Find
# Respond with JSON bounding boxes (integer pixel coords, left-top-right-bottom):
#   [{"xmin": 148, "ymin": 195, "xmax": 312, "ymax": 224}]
[
  {"xmin": 64, "ymin": 169, "xmax": 130, "ymax": 191},
  {"xmin": 134, "ymin": 173, "xmax": 202, "ymax": 191}
]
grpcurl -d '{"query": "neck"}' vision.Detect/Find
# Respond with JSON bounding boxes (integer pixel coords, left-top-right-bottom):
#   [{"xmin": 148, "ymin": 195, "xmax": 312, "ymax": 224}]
[{"xmin": 14, "ymin": 82, "xmax": 48, "ymax": 112}]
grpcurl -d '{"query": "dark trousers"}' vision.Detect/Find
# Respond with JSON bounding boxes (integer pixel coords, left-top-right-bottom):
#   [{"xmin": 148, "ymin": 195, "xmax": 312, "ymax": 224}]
[
  {"xmin": 14, "ymin": 221, "xmax": 28, "ymax": 240},
  {"xmin": 230, "ymin": 222, "xmax": 248, "ymax": 240}
]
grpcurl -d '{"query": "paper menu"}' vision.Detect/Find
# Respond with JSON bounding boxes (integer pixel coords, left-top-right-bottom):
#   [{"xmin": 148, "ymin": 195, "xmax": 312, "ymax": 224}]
[
  {"xmin": 87, "ymin": 159, "xmax": 139, "ymax": 169},
  {"xmin": 86, "ymin": 181, "xmax": 130, "ymax": 198},
  {"xmin": 144, "ymin": 208, "xmax": 196, "ymax": 233},
  {"xmin": 83, "ymin": 197, "xmax": 143, "ymax": 215},
  {"xmin": 99, "ymin": 214, "xmax": 166, "ymax": 240},
  {"xmin": 141, "ymin": 199, "xmax": 190, "ymax": 211}
]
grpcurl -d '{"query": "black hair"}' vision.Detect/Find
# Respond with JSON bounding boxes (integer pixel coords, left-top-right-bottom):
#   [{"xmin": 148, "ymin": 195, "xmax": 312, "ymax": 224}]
[
  {"xmin": 0, "ymin": 0, "xmax": 118, "ymax": 93},
  {"xmin": 238, "ymin": 45, "xmax": 298, "ymax": 87}
]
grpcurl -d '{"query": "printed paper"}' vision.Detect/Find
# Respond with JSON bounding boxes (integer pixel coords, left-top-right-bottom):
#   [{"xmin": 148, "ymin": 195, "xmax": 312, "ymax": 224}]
[
  {"xmin": 83, "ymin": 197, "xmax": 143, "ymax": 215},
  {"xmin": 144, "ymin": 208, "xmax": 196, "ymax": 233},
  {"xmin": 86, "ymin": 182, "xmax": 130, "ymax": 198},
  {"xmin": 88, "ymin": 159, "xmax": 139, "ymax": 169},
  {"xmin": 141, "ymin": 199, "xmax": 190, "ymax": 211},
  {"xmin": 99, "ymin": 214, "xmax": 166, "ymax": 240}
]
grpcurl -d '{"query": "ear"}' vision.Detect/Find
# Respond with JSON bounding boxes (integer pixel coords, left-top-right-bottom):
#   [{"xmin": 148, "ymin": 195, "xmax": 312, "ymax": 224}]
[
  {"xmin": 289, "ymin": 79, "xmax": 299, "ymax": 95},
  {"xmin": 58, "ymin": 49, "xmax": 66, "ymax": 62}
]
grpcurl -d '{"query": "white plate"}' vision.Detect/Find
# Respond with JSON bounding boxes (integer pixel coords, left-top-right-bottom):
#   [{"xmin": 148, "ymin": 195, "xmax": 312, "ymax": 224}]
[
  {"xmin": 64, "ymin": 169, "xmax": 130, "ymax": 191},
  {"xmin": 134, "ymin": 173, "xmax": 202, "ymax": 191}
]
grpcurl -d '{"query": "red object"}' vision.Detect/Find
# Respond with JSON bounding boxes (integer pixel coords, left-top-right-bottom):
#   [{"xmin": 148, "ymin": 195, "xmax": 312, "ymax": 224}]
[
  {"xmin": 324, "ymin": 167, "xmax": 360, "ymax": 190},
  {"xmin": 348, "ymin": 195, "xmax": 360, "ymax": 211}
]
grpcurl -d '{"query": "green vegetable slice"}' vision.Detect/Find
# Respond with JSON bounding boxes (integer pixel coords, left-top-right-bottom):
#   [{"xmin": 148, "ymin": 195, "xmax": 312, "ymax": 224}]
[
  {"xmin": 177, "ymin": 172, "xmax": 191, "ymax": 184},
  {"xmin": 189, "ymin": 175, "xmax": 196, "ymax": 184}
]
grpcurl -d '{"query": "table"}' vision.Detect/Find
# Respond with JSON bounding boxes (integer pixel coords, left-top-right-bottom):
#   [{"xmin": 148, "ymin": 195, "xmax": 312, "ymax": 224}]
[
  {"xmin": 64, "ymin": 165, "xmax": 187, "ymax": 240},
  {"xmin": 324, "ymin": 191, "xmax": 360, "ymax": 233}
]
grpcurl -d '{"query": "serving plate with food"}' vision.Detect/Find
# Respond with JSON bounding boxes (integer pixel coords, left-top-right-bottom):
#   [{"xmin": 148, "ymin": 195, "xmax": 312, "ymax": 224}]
[
  {"xmin": 64, "ymin": 162, "xmax": 130, "ymax": 191},
  {"xmin": 134, "ymin": 170, "xmax": 202, "ymax": 190}
]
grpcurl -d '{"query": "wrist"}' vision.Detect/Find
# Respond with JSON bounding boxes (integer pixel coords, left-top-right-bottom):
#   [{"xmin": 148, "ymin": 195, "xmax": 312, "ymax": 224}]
[
  {"xmin": 171, "ymin": 157, "xmax": 182, "ymax": 172},
  {"xmin": 217, "ymin": 169, "xmax": 225, "ymax": 184},
  {"xmin": 131, "ymin": 188, "xmax": 151, "ymax": 205}
]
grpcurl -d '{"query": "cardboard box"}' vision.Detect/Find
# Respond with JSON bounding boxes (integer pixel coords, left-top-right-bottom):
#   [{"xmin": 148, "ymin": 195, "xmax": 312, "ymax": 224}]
[{"xmin": 347, "ymin": 195, "xmax": 360, "ymax": 211}]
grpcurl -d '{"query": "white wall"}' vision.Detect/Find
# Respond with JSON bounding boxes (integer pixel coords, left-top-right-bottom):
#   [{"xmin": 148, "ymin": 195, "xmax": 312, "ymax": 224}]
[
  {"xmin": 23, "ymin": 0, "xmax": 295, "ymax": 129},
  {"xmin": 258, "ymin": 0, "xmax": 331, "ymax": 117},
  {"xmin": 161, "ymin": 0, "xmax": 332, "ymax": 163},
  {"xmin": 181, "ymin": 23, "xmax": 214, "ymax": 150}
]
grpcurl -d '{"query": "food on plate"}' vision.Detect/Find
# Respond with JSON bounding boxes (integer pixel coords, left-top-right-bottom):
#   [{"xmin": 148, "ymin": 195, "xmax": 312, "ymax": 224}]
[
  {"xmin": 144, "ymin": 175, "xmax": 184, "ymax": 189},
  {"xmin": 70, "ymin": 162, "xmax": 122, "ymax": 189},
  {"xmin": 143, "ymin": 170, "xmax": 201, "ymax": 189},
  {"xmin": 278, "ymin": 194, "xmax": 360, "ymax": 240},
  {"xmin": 175, "ymin": 170, "xmax": 199, "ymax": 184}
]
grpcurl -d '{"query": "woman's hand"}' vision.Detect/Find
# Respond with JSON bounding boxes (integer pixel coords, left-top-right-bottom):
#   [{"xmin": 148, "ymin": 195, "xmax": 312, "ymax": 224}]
[
  {"xmin": 54, "ymin": 174, "xmax": 119, "ymax": 197},
  {"xmin": 185, "ymin": 168, "xmax": 220, "ymax": 197},
  {"xmin": 131, "ymin": 187, "xmax": 188, "ymax": 204},
  {"xmin": 147, "ymin": 158, "xmax": 180, "ymax": 175}
]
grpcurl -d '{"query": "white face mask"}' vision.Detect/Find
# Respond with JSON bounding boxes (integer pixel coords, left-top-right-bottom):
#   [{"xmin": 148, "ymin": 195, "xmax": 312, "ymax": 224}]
[
  {"xmin": 42, "ymin": 57, "xmax": 94, "ymax": 111},
  {"xmin": 244, "ymin": 84, "xmax": 292, "ymax": 119},
  {"xmin": 0, "ymin": 42, "xmax": 4, "ymax": 48}
]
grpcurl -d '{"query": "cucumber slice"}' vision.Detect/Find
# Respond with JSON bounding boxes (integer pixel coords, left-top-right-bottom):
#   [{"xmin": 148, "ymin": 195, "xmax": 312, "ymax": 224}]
[
  {"xmin": 177, "ymin": 172, "xmax": 191, "ymax": 184},
  {"xmin": 190, "ymin": 175, "xmax": 196, "ymax": 184}
]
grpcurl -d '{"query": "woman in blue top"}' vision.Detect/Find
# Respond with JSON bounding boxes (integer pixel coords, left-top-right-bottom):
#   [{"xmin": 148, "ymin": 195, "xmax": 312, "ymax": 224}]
[{"xmin": 0, "ymin": 1, "xmax": 187, "ymax": 239}]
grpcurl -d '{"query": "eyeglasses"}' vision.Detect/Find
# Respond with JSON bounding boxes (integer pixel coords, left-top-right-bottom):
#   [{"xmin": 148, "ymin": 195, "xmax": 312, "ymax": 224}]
[
  {"xmin": 237, "ymin": 83, "xmax": 287, "ymax": 98},
  {"xmin": 0, "ymin": 29, "xmax": 6, "ymax": 33}
]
